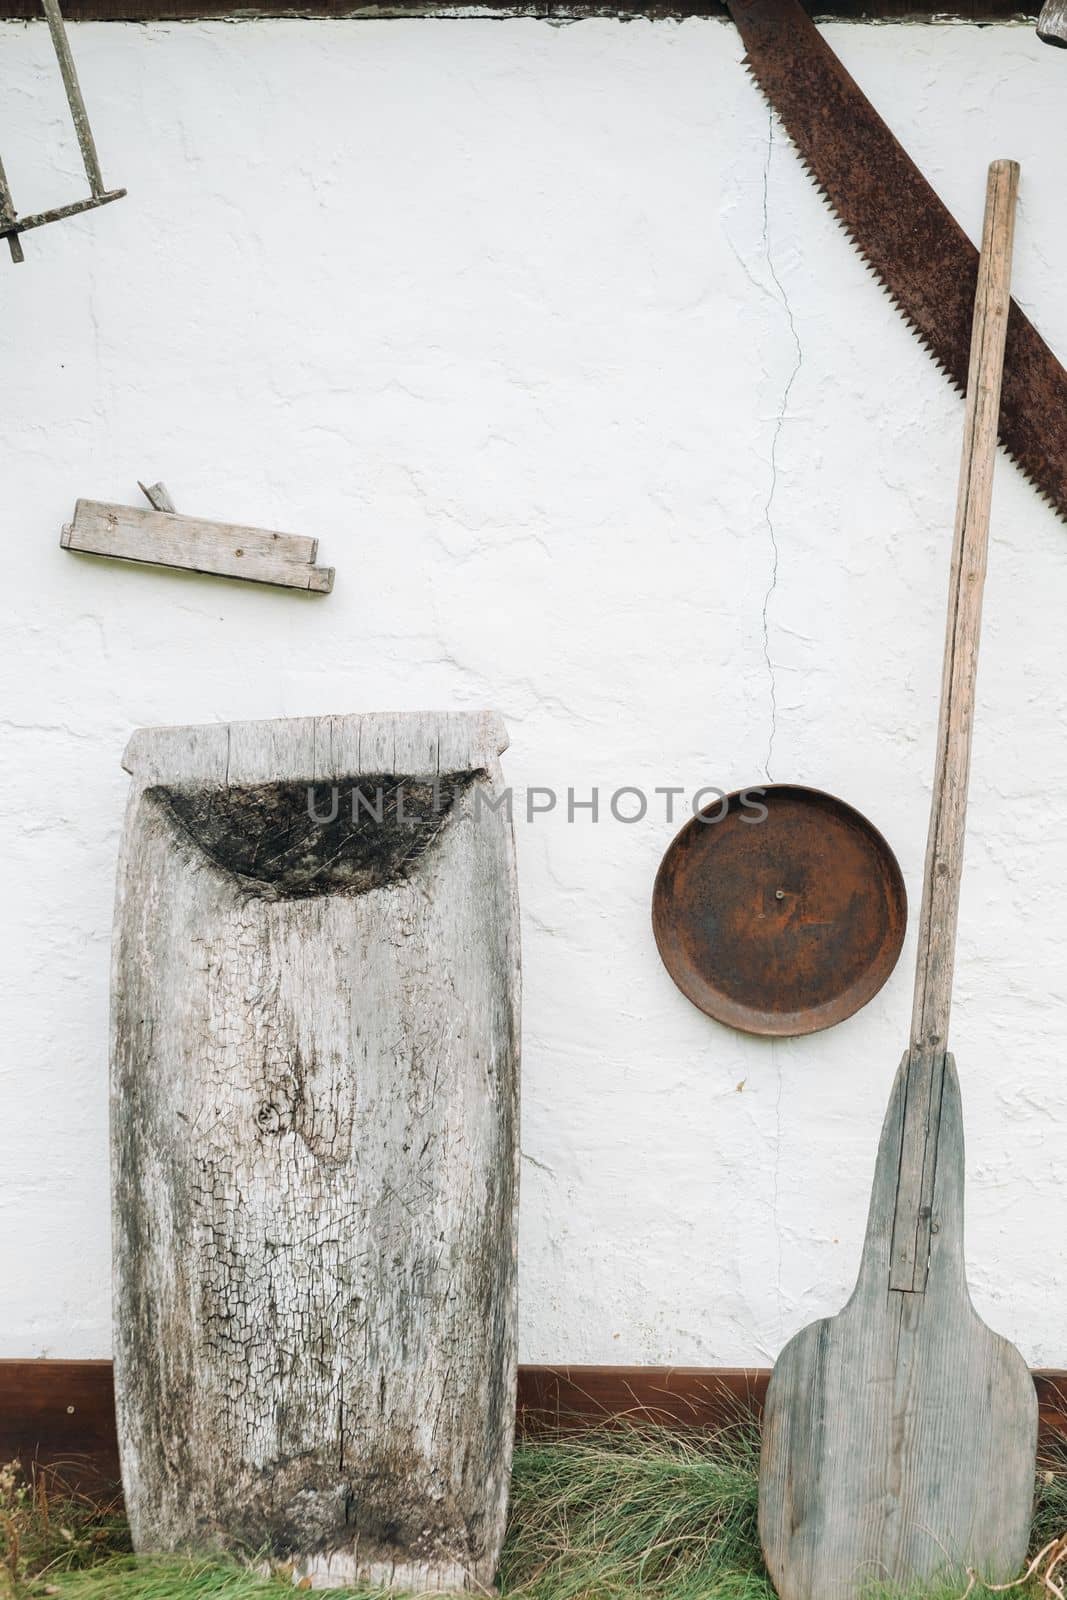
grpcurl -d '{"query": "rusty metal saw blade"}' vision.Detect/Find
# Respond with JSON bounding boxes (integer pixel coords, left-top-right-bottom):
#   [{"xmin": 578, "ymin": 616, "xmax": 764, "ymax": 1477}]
[{"xmin": 726, "ymin": 0, "xmax": 1067, "ymax": 521}]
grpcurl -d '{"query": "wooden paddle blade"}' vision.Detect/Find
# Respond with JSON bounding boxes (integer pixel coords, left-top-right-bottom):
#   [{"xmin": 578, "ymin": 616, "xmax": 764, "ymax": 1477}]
[{"xmin": 759, "ymin": 1054, "xmax": 1036, "ymax": 1600}]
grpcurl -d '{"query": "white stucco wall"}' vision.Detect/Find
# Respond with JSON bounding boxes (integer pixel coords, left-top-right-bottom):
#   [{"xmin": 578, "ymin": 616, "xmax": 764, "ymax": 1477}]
[{"xmin": 3, "ymin": 12, "xmax": 1067, "ymax": 1366}]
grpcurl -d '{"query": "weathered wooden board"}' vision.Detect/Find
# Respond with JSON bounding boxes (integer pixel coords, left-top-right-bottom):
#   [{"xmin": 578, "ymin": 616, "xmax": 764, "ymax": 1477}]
[
  {"xmin": 62, "ymin": 500, "xmax": 334, "ymax": 592},
  {"xmin": 760, "ymin": 1055, "xmax": 1036, "ymax": 1598},
  {"xmin": 760, "ymin": 163, "xmax": 1036, "ymax": 1598},
  {"xmin": 111, "ymin": 711, "xmax": 519, "ymax": 1590}
]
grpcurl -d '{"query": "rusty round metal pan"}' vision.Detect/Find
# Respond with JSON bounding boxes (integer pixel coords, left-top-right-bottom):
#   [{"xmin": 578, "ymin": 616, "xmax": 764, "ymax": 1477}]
[{"xmin": 652, "ymin": 785, "xmax": 906, "ymax": 1037}]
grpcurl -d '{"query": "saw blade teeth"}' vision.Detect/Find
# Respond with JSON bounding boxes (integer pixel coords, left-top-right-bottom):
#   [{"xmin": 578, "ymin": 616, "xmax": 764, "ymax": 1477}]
[
  {"xmin": 745, "ymin": 77, "xmax": 960, "ymax": 383},
  {"xmin": 735, "ymin": 14, "xmax": 1067, "ymax": 522},
  {"xmin": 997, "ymin": 455, "xmax": 1066, "ymax": 521}
]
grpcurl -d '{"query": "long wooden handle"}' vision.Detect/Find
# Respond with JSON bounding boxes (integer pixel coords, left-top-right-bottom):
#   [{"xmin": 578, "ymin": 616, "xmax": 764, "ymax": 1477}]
[
  {"xmin": 911, "ymin": 158, "xmax": 1019, "ymax": 1056},
  {"xmin": 889, "ymin": 159, "xmax": 1019, "ymax": 1294}
]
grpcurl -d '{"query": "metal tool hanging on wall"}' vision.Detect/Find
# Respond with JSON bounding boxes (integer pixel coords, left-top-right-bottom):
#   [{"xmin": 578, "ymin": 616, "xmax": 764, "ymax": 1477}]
[
  {"xmin": 652, "ymin": 785, "xmax": 906, "ymax": 1038},
  {"xmin": 725, "ymin": 0, "xmax": 1067, "ymax": 522},
  {"xmin": 0, "ymin": 0, "xmax": 125, "ymax": 263}
]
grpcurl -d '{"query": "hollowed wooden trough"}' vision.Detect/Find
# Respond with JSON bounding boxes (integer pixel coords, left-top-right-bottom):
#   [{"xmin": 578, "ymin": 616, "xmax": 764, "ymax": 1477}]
[{"xmin": 111, "ymin": 711, "xmax": 520, "ymax": 1591}]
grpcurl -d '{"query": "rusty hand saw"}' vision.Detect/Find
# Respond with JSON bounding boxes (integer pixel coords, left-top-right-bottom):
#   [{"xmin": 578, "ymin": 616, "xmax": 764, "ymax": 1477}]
[{"xmin": 726, "ymin": 0, "xmax": 1067, "ymax": 521}]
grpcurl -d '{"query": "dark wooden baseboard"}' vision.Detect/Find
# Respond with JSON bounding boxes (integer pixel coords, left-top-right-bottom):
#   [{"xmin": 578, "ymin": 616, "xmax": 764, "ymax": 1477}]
[
  {"xmin": 517, "ymin": 1363, "xmax": 770, "ymax": 1433},
  {"xmin": 0, "ymin": 1361, "xmax": 122, "ymax": 1495},
  {"xmin": 3, "ymin": 1361, "xmax": 1066, "ymax": 1501},
  {"xmin": 0, "ymin": 1, "xmax": 1040, "ymax": 20}
]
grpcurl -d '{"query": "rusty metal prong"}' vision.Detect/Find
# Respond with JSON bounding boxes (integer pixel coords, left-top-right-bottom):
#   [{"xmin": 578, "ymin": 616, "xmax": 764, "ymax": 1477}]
[
  {"xmin": 40, "ymin": 0, "xmax": 105, "ymax": 199},
  {"xmin": 0, "ymin": 188, "xmax": 125, "ymax": 238},
  {"xmin": 0, "ymin": 154, "xmax": 25, "ymax": 263}
]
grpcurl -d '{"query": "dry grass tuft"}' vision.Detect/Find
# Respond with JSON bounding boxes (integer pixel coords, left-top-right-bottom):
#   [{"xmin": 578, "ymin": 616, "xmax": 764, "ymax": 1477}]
[
  {"xmin": 4, "ymin": 1426, "xmax": 1067, "ymax": 1600},
  {"xmin": 0, "ymin": 1462, "xmax": 129, "ymax": 1598}
]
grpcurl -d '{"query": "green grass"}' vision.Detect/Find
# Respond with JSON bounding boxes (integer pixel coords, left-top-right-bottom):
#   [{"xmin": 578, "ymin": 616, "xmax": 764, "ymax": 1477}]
[
  {"xmin": 501, "ymin": 1426, "xmax": 769, "ymax": 1600},
  {"xmin": 3, "ymin": 1427, "xmax": 1064, "ymax": 1600}
]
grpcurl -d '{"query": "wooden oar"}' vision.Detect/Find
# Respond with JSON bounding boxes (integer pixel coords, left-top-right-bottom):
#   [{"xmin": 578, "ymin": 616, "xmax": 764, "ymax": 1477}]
[{"xmin": 759, "ymin": 159, "xmax": 1037, "ymax": 1600}]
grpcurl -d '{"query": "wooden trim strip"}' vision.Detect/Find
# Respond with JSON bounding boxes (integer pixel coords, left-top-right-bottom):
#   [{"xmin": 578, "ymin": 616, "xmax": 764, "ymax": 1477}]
[
  {"xmin": 3, "ymin": 1362, "xmax": 1066, "ymax": 1500},
  {"xmin": 0, "ymin": 2, "xmax": 1040, "ymax": 21}
]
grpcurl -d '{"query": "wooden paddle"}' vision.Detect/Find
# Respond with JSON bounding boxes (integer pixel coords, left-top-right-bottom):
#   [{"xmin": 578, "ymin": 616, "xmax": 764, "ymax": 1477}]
[{"xmin": 759, "ymin": 159, "xmax": 1038, "ymax": 1600}]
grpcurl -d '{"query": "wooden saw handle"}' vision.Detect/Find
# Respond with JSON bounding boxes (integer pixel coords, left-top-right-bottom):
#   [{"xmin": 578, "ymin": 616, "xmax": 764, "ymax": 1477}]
[{"xmin": 889, "ymin": 159, "xmax": 1020, "ymax": 1294}]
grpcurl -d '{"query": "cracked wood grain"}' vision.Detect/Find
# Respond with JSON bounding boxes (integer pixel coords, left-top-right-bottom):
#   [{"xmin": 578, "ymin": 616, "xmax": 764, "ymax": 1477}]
[{"xmin": 111, "ymin": 711, "xmax": 520, "ymax": 1592}]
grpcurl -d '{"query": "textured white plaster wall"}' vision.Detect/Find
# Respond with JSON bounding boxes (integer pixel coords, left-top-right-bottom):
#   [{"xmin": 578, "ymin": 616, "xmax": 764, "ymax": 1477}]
[{"xmin": 2, "ymin": 13, "xmax": 1067, "ymax": 1365}]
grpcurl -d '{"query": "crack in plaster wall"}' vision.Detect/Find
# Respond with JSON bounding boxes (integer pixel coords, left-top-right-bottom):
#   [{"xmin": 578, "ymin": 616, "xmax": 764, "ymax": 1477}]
[
  {"xmin": 759, "ymin": 109, "xmax": 803, "ymax": 1343},
  {"xmin": 760, "ymin": 108, "xmax": 803, "ymax": 787}
]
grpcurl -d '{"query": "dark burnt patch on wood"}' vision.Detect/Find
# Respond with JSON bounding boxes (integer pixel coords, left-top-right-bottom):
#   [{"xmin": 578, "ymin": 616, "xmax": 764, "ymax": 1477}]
[
  {"xmin": 212, "ymin": 1439, "xmax": 484, "ymax": 1571},
  {"xmin": 148, "ymin": 772, "xmax": 480, "ymax": 898}
]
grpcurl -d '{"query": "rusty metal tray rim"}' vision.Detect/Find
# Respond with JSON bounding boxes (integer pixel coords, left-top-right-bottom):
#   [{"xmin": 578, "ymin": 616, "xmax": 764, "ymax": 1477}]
[{"xmin": 651, "ymin": 782, "xmax": 908, "ymax": 1039}]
